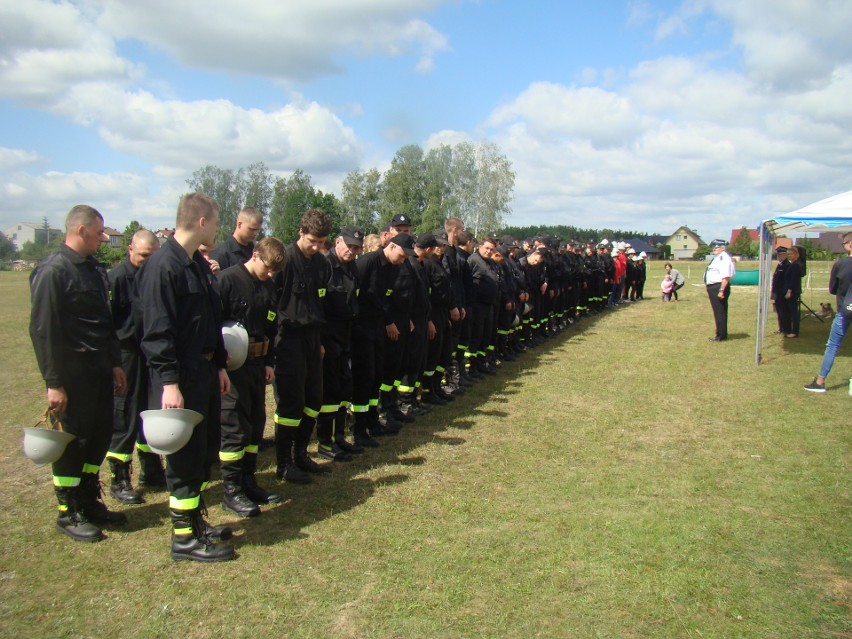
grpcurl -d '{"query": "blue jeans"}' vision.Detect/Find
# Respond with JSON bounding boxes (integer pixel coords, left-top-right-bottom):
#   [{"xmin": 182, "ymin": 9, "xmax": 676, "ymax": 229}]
[{"xmin": 818, "ymin": 312, "xmax": 850, "ymax": 379}]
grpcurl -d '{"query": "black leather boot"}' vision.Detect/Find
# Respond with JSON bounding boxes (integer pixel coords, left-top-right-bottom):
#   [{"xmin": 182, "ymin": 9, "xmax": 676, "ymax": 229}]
[
  {"xmin": 137, "ymin": 450, "xmax": 167, "ymax": 488},
  {"xmin": 170, "ymin": 508, "xmax": 235, "ymax": 562},
  {"xmin": 275, "ymin": 425, "xmax": 312, "ymax": 484},
  {"xmin": 107, "ymin": 457, "xmax": 144, "ymax": 505},
  {"xmin": 79, "ymin": 473, "xmax": 127, "ymax": 525},
  {"xmin": 242, "ymin": 452, "xmax": 282, "ymax": 504},
  {"xmin": 222, "ymin": 481, "xmax": 260, "ymax": 518},
  {"xmin": 54, "ymin": 486, "xmax": 103, "ymax": 542}
]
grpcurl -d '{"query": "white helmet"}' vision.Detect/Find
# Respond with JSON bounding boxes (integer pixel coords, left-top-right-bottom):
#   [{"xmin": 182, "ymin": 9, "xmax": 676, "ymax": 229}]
[
  {"xmin": 140, "ymin": 408, "xmax": 203, "ymax": 455},
  {"xmin": 22, "ymin": 426, "xmax": 75, "ymax": 466},
  {"xmin": 222, "ymin": 321, "xmax": 249, "ymax": 371}
]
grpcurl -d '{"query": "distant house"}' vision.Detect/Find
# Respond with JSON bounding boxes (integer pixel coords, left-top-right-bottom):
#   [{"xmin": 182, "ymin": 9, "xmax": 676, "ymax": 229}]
[
  {"xmin": 4, "ymin": 222, "xmax": 63, "ymax": 250},
  {"xmin": 807, "ymin": 232, "xmax": 845, "ymax": 255},
  {"xmin": 625, "ymin": 237, "xmax": 662, "ymax": 260},
  {"xmin": 729, "ymin": 228, "xmax": 759, "ymax": 246},
  {"xmin": 104, "ymin": 227, "xmax": 124, "ymax": 248},
  {"xmin": 154, "ymin": 228, "xmax": 175, "ymax": 245},
  {"xmin": 665, "ymin": 226, "xmax": 706, "ymax": 260}
]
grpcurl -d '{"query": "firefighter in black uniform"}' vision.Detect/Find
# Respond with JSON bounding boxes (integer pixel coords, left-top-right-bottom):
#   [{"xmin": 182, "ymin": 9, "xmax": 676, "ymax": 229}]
[
  {"xmin": 422, "ymin": 230, "xmax": 456, "ymax": 403},
  {"xmin": 317, "ymin": 226, "xmax": 365, "ymax": 461},
  {"xmin": 350, "ymin": 235, "xmax": 413, "ymax": 447},
  {"xmin": 398, "ymin": 232, "xmax": 436, "ymax": 415},
  {"xmin": 138, "ymin": 192, "xmax": 234, "ymax": 562},
  {"xmin": 105, "ymin": 229, "xmax": 162, "ymax": 506},
  {"xmin": 273, "ymin": 209, "xmax": 333, "ymax": 484},
  {"xmin": 29, "ymin": 204, "xmax": 128, "ymax": 542},
  {"xmin": 467, "ymin": 237, "xmax": 500, "ymax": 374},
  {"xmin": 217, "ymin": 236, "xmax": 286, "ymax": 517},
  {"xmin": 210, "ymin": 207, "xmax": 263, "ymax": 272}
]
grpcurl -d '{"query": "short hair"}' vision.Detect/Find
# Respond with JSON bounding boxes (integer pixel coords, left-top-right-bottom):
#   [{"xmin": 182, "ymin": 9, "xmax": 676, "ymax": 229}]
[
  {"xmin": 177, "ymin": 193, "xmax": 219, "ymax": 230},
  {"xmin": 299, "ymin": 208, "xmax": 332, "ymax": 238},
  {"xmin": 131, "ymin": 229, "xmax": 157, "ymax": 248},
  {"xmin": 444, "ymin": 217, "xmax": 464, "ymax": 232},
  {"xmin": 480, "ymin": 236, "xmax": 498, "ymax": 246},
  {"xmin": 255, "ymin": 236, "xmax": 286, "ymax": 271},
  {"xmin": 841, "ymin": 231, "xmax": 852, "ymax": 243},
  {"xmin": 238, "ymin": 207, "xmax": 263, "ymax": 225},
  {"xmin": 664, "ymin": 262, "xmax": 672, "ymax": 269},
  {"xmin": 65, "ymin": 204, "xmax": 103, "ymax": 233},
  {"xmin": 457, "ymin": 230, "xmax": 473, "ymax": 245}
]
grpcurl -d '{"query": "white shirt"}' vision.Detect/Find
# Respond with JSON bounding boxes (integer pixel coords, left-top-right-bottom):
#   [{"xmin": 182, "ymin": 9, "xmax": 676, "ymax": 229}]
[{"xmin": 705, "ymin": 250, "xmax": 735, "ymax": 285}]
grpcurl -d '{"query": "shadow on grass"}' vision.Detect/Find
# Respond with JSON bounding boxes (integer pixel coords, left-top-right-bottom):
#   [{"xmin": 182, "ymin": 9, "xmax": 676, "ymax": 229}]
[{"xmin": 154, "ymin": 308, "xmax": 620, "ymax": 549}]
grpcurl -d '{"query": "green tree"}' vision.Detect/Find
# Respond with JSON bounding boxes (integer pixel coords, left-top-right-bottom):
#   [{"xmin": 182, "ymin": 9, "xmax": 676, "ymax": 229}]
[
  {"xmin": 730, "ymin": 227, "xmax": 757, "ymax": 258},
  {"xmin": 269, "ymin": 170, "xmax": 316, "ymax": 242},
  {"xmin": 186, "ymin": 165, "xmax": 245, "ymax": 243},
  {"xmin": 422, "ymin": 145, "xmax": 455, "ymax": 233},
  {"xmin": 693, "ymin": 244, "xmax": 712, "ymax": 260},
  {"xmin": 341, "ymin": 168, "xmax": 382, "ymax": 233},
  {"xmin": 471, "ymin": 141, "xmax": 514, "ymax": 237},
  {"xmin": 20, "ymin": 233, "xmax": 64, "ymax": 261},
  {"xmin": 242, "ymin": 161, "xmax": 273, "ymax": 235},
  {"xmin": 0, "ymin": 231, "xmax": 17, "ymax": 263},
  {"xmin": 381, "ymin": 144, "xmax": 426, "ymax": 227},
  {"xmin": 123, "ymin": 220, "xmax": 144, "ymax": 246}
]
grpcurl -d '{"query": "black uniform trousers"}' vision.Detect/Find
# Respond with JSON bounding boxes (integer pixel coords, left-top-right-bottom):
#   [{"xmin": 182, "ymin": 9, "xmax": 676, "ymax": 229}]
[
  {"xmin": 52, "ymin": 352, "xmax": 114, "ymax": 484},
  {"xmin": 148, "ymin": 359, "xmax": 220, "ymax": 507},
  {"xmin": 109, "ymin": 344, "xmax": 149, "ymax": 459},
  {"xmin": 274, "ymin": 326, "xmax": 323, "ymax": 428},
  {"xmin": 351, "ymin": 318, "xmax": 385, "ymax": 433},
  {"xmin": 400, "ymin": 317, "xmax": 428, "ymax": 393},
  {"xmin": 220, "ymin": 358, "xmax": 266, "ymax": 482},
  {"xmin": 383, "ymin": 314, "xmax": 410, "ymax": 392},
  {"xmin": 468, "ymin": 302, "xmax": 495, "ymax": 361},
  {"xmin": 426, "ymin": 307, "xmax": 451, "ymax": 374},
  {"xmin": 321, "ymin": 323, "xmax": 353, "ymax": 412},
  {"xmin": 706, "ymin": 283, "xmax": 731, "ymax": 340}
]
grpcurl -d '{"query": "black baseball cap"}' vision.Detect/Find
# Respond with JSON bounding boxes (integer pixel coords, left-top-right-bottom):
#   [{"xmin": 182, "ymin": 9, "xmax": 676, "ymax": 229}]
[
  {"xmin": 390, "ymin": 213, "xmax": 412, "ymax": 227},
  {"xmin": 389, "ymin": 233, "xmax": 416, "ymax": 255},
  {"xmin": 339, "ymin": 225, "xmax": 364, "ymax": 247}
]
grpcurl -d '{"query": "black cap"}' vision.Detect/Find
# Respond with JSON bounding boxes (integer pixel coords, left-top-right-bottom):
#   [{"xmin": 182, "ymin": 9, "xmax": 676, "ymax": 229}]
[
  {"xmin": 389, "ymin": 233, "xmax": 416, "ymax": 255},
  {"xmin": 710, "ymin": 239, "xmax": 727, "ymax": 248},
  {"xmin": 775, "ymin": 246, "xmax": 788, "ymax": 253},
  {"xmin": 415, "ymin": 232, "xmax": 438, "ymax": 249},
  {"xmin": 390, "ymin": 213, "xmax": 412, "ymax": 227},
  {"xmin": 433, "ymin": 229, "xmax": 449, "ymax": 245},
  {"xmin": 339, "ymin": 225, "xmax": 364, "ymax": 247}
]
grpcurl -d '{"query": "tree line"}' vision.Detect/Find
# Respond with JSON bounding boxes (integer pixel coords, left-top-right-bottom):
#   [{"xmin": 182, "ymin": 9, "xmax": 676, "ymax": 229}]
[{"xmin": 185, "ymin": 141, "xmax": 516, "ymax": 243}]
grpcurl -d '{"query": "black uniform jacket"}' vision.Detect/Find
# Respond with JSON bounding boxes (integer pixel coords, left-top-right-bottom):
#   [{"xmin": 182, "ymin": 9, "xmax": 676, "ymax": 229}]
[
  {"xmin": 109, "ymin": 259, "xmax": 141, "ymax": 347},
  {"xmin": 137, "ymin": 237, "xmax": 227, "ymax": 386},
  {"xmin": 354, "ymin": 248, "xmax": 398, "ymax": 324},
  {"xmin": 277, "ymin": 241, "xmax": 330, "ymax": 331},
  {"xmin": 323, "ymin": 248, "xmax": 359, "ymax": 324},
  {"xmin": 407, "ymin": 255, "xmax": 432, "ymax": 320},
  {"xmin": 218, "ymin": 263, "xmax": 278, "ymax": 367},
  {"xmin": 29, "ymin": 244, "xmax": 121, "ymax": 388},
  {"xmin": 424, "ymin": 254, "xmax": 453, "ymax": 310},
  {"xmin": 467, "ymin": 251, "xmax": 500, "ymax": 305},
  {"xmin": 210, "ymin": 235, "xmax": 253, "ymax": 272}
]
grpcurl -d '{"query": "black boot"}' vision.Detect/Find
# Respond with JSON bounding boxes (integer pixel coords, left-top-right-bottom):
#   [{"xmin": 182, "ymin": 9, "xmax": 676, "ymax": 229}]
[
  {"xmin": 107, "ymin": 457, "xmax": 144, "ymax": 505},
  {"xmin": 170, "ymin": 508, "xmax": 235, "ymax": 562},
  {"xmin": 198, "ymin": 496, "xmax": 233, "ymax": 540},
  {"xmin": 421, "ymin": 376, "xmax": 447, "ymax": 405},
  {"xmin": 384, "ymin": 389, "xmax": 413, "ymax": 424},
  {"xmin": 79, "ymin": 473, "xmax": 127, "ymax": 525},
  {"xmin": 222, "ymin": 481, "xmax": 260, "ymax": 518},
  {"xmin": 242, "ymin": 452, "xmax": 282, "ymax": 504},
  {"xmin": 333, "ymin": 407, "xmax": 363, "ymax": 454},
  {"xmin": 54, "ymin": 486, "xmax": 103, "ymax": 542},
  {"xmin": 433, "ymin": 374, "xmax": 455, "ymax": 402},
  {"xmin": 137, "ymin": 450, "xmax": 167, "ymax": 488},
  {"xmin": 294, "ymin": 415, "xmax": 332, "ymax": 474},
  {"xmin": 275, "ymin": 425, "xmax": 312, "ymax": 484},
  {"xmin": 353, "ymin": 411, "xmax": 380, "ymax": 448},
  {"xmin": 316, "ymin": 413, "xmax": 351, "ymax": 461}
]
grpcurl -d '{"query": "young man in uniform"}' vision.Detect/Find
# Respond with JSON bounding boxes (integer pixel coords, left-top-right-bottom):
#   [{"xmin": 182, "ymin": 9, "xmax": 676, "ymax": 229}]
[
  {"xmin": 317, "ymin": 226, "xmax": 365, "ymax": 461},
  {"xmin": 138, "ymin": 192, "xmax": 235, "ymax": 562},
  {"xmin": 210, "ymin": 207, "xmax": 263, "ymax": 272},
  {"xmin": 273, "ymin": 209, "xmax": 333, "ymax": 484},
  {"xmin": 217, "ymin": 237, "xmax": 286, "ymax": 516},
  {"xmin": 29, "ymin": 204, "xmax": 128, "ymax": 542},
  {"xmin": 105, "ymin": 229, "xmax": 162, "ymax": 506},
  {"xmin": 350, "ymin": 234, "xmax": 414, "ymax": 447}
]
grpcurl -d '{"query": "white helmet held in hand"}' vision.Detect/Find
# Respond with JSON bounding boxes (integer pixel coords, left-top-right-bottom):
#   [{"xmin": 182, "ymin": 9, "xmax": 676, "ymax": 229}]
[
  {"xmin": 222, "ymin": 321, "xmax": 249, "ymax": 371},
  {"xmin": 140, "ymin": 408, "xmax": 203, "ymax": 455}
]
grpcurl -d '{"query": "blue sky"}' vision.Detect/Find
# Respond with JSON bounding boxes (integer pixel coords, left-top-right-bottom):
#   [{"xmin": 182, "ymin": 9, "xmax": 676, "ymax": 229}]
[{"xmin": 1, "ymin": 0, "xmax": 851, "ymax": 244}]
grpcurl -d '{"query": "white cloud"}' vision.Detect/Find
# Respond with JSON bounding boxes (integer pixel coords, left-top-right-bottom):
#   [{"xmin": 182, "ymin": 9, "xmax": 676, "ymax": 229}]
[
  {"xmin": 97, "ymin": 0, "xmax": 451, "ymax": 80},
  {"xmin": 0, "ymin": 147, "xmax": 43, "ymax": 171}
]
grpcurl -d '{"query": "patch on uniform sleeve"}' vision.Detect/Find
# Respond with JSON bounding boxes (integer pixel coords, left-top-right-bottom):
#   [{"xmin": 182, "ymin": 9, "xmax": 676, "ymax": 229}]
[
  {"xmin": 267, "ymin": 310, "xmax": 276, "ymax": 322},
  {"xmin": 385, "ymin": 289, "xmax": 393, "ymax": 297},
  {"xmin": 318, "ymin": 288, "xmax": 326, "ymax": 298}
]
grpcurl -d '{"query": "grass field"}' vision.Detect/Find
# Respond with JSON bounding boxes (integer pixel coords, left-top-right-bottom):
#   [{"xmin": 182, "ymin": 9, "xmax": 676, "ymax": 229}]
[{"xmin": 0, "ymin": 262, "xmax": 849, "ymax": 638}]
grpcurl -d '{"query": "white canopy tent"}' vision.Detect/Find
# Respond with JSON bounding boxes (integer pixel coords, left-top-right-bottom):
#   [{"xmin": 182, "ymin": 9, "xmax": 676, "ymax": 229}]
[{"xmin": 756, "ymin": 190, "xmax": 852, "ymax": 364}]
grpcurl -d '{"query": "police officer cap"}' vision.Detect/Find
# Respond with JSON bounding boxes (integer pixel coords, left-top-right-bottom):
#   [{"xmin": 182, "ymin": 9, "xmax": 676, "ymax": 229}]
[
  {"xmin": 415, "ymin": 232, "xmax": 439, "ymax": 249},
  {"xmin": 709, "ymin": 239, "xmax": 727, "ymax": 248},
  {"xmin": 339, "ymin": 225, "xmax": 364, "ymax": 247},
  {"xmin": 389, "ymin": 233, "xmax": 416, "ymax": 255},
  {"xmin": 775, "ymin": 246, "xmax": 788, "ymax": 254},
  {"xmin": 390, "ymin": 213, "xmax": 412, "ymax": 227}
]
